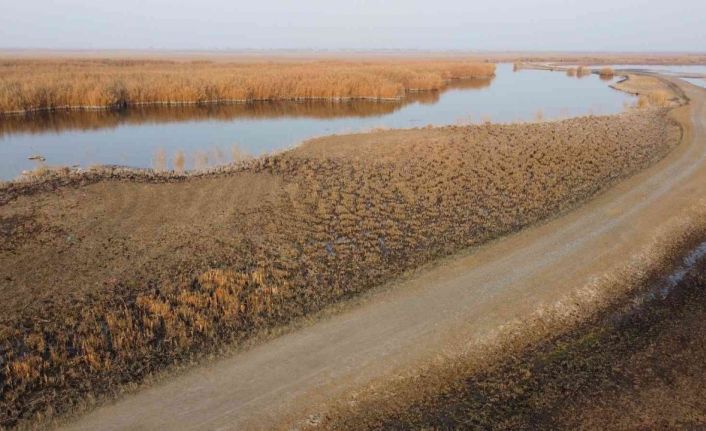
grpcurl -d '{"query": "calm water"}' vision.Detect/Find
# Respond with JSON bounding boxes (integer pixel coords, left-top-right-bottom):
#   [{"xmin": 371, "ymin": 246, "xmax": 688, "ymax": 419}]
[{"xmin": 0, "ymin": 64, "xmax": 633, "ymax": 180}]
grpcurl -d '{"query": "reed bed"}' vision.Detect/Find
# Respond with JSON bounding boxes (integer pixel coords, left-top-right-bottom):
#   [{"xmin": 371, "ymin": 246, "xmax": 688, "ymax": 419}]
[
  {"xmin": 576, "ymin": 65, "xmax": 591, "ymax": 77},
  {"xmin": 0, "ymin": 110, "xmax": 680, "ymax": 428},
  {"xmin": 599, "ymin": 66, "xmax": 615, "ymax": 79},
  {"xmin": 0, "ymin": 59, "xmax": 495, "ymax": 114},
  {"xmin": 489, "ymin": 53, "xmax": 706, "ymax": 66}
]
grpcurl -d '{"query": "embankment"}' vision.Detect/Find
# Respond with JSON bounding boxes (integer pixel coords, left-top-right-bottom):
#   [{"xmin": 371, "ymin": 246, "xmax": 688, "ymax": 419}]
[
  {"xmin": 316, "ymin": 205, "xmax": 706, "ymax": 430},
  {"xmin": 0, "ymin": 105, "xmax": 681, "ymax": 428}
]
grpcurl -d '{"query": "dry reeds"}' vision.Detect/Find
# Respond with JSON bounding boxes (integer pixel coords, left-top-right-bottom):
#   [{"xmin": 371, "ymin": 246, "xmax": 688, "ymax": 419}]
[
  {"xmin": 566, "ymin": 67, "xmax": 577, "ymax": 77},
  {"xmin": 599, "ymin": 67, "xmax": 615, "ymax": 79},
  {"xmin": 173, "ymin": 151, "xmax": 185, "ymax": 173},
  {"xmin": 648, "ymin": 90, "xmax": 670, "ymax": 107},
  {"xmin": 152, "ymin": 148, "xmax": 167, "ymax": 172},
  {"xmin": 576, "ymin": 66, "xmax": 591, "ymax": 78},
  {"xmin": 0, "ymin": 58, "xmax": 495, "ymax": 114},
  {"xmin": 636, "ymin": 90, "xmax": 671, "ymax": 109}
]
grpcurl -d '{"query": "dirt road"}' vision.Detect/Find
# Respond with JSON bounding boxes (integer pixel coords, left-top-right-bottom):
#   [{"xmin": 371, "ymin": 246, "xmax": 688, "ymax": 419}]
[{"xmin": 62, "ymin": 78, "xmax": 706, "ymax": 430}]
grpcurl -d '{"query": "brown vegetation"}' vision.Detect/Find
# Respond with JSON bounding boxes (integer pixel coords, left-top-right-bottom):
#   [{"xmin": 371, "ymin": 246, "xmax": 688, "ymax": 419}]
[
  {"xmin": 636, "ymin": 90, "xmax": 672, "ymax": 108},
  {"xmin": 0, "ymin": 108, "xmax": 681, "ymax": 428},
  {"xmin": 611, "ymin": 75, "xmax": 682, "ymax": 109},
  {"xmin": 0, "ymin": 58, "xmax": 495, "ymax": 114},
  {"xmin": 599, "ymin": 66, "xmax": 615, "ymax": 79},
  {"xmin": 576, "ymin": 65, "xmax": 591, "ymax": 77},
  {"xmin": 4, "ymin": 50, "xmax": 705, "ymax": 66},
  {"xmin": 483, "ymin": 52, "xmax": 706, "ymax": 66},
  {"xmin": 315, "ymin": 207, "xmax": 706, "ymax": 430}
]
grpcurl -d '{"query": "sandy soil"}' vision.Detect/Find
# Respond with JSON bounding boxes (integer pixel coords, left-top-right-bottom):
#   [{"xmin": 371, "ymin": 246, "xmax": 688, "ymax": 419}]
[{"xmin": 50, "ymin": 77, "xmax": 706, "ymax": 430}]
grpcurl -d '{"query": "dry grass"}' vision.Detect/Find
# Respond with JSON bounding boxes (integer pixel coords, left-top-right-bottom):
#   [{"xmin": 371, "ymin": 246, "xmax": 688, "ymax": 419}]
[
  {"xmin": 484, "ymin": 52, "xmax": 706, "ymax": 66},
  {"xmin": 611, "ymin": 75, "xmax": 682, "ymax": 109},
  {"xmin": 0, "ymin": 110, "xmax": 680, "ymax": 428},
  {"xmin": 599, "ymin": 66, "xmax": 615, "ymax": 79},
  {"xmin": 647, "ymin": 90, "xmax": 671, "ymax": 107},
  {"xmin": 152, "ymin": 149, "xmax": 167, "ymax": 172},
  {"xmin": 4, "ymin": 50, "xmax": 704, "ymax": 66},
  {"xmin": 576, "ymin": 65, "xmax": 591, "ymax": 77},
  {"xmin": 313, "ymin": 207, "xmax": 706, "ymax": 430},
  {"xmin": 635, "ymin": 90, "xmax": 671, "ymax": 109},
  {"xmin": 173, "ymin": 151, "xmax": 185, "ymax": 174},
  {"xmin": 0, "ymin": 58, "xmax": 495, "ymax": 114}
]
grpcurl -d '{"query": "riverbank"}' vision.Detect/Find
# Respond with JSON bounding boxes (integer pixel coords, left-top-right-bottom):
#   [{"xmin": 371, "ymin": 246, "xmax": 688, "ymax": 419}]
[{"xmin": 0, "ymin": 103, "xmax": 681, "ymax": 428}]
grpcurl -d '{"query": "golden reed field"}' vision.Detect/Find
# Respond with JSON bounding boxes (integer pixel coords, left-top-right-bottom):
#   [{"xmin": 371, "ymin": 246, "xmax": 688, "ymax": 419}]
[
  {"xmin": 0, "ymin": 105, "xmax": 680, "ymax": 427},
  {"xmin": 0, "ymin": 58, "xmax": 495, "ymax": 114}
]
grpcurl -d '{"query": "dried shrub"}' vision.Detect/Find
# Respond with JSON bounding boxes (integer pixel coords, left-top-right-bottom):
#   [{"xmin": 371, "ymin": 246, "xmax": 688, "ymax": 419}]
[
  {"xmin": 152, "ymin": 148, "xmax": 167, "ymax": 172},
  {"xmin": 576, "ymin": 66, "xmax": 591, "ymax": 78},
  {"xmin": 599, "ymin": 67, "xmax": 615, "ymax": 79},
  {"xmin": 173, "ymin": 151, "xmax": 185, "ymax": 173}
]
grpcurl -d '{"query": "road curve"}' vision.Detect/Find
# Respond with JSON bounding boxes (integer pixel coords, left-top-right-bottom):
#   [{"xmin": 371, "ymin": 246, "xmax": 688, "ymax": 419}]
[{"xmin": 62, "ymin": 78, "xmax": 706, "ymax": 431}]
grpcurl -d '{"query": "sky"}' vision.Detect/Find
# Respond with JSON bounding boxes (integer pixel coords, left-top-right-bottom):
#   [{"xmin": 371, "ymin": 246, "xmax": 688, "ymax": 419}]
[{"xmin": 1, "ymin": 0, "xmax": 705, "ymax": 52}]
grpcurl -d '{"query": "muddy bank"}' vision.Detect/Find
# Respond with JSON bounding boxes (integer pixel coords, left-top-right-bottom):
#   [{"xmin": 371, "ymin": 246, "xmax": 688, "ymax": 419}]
[{"xmin": 0, "ymin": 108, "xmax": 682, "ymax": 427}]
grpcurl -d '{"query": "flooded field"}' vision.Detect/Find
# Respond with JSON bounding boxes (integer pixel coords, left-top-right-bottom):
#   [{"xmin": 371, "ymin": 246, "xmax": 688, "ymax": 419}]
[{"xmin": 0, "ymin": 64, "xmax": 633, "ymax": 179}]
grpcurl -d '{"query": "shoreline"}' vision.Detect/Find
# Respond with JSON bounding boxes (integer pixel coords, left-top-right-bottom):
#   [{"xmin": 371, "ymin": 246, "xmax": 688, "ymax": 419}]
[{"xmin": 0, "ymin": 71, "xmax": 679, "ymax": 194}]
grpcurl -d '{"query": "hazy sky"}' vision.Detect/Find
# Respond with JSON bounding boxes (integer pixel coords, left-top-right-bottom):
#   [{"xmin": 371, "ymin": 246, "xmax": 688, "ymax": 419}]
[{"xmin": 1, "ymin": 0, "xmax": 704, "ymax": 51}]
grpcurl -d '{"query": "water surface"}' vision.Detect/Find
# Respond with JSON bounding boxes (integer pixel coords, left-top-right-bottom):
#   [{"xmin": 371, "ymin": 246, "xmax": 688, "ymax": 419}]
[{"xmin": 0, "ymin": 64, "xmax": 632, "ymax": 180}]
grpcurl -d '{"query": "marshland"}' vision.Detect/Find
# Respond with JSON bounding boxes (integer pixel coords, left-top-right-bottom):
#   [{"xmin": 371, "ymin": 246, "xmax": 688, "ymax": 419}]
[
  {"xmin": 2, "ymin": 31, "xmax": 706, "ymax": 431},
  {"xmin": 0, "ymin": 62, "xmax": 636, "ymax": 179}
]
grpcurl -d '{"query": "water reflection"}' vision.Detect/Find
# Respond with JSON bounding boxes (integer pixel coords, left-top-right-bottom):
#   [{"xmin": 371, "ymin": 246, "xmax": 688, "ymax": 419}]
[{"xmin": 0, "ymin": 78, "xmax": 492, "ymax": 137}]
